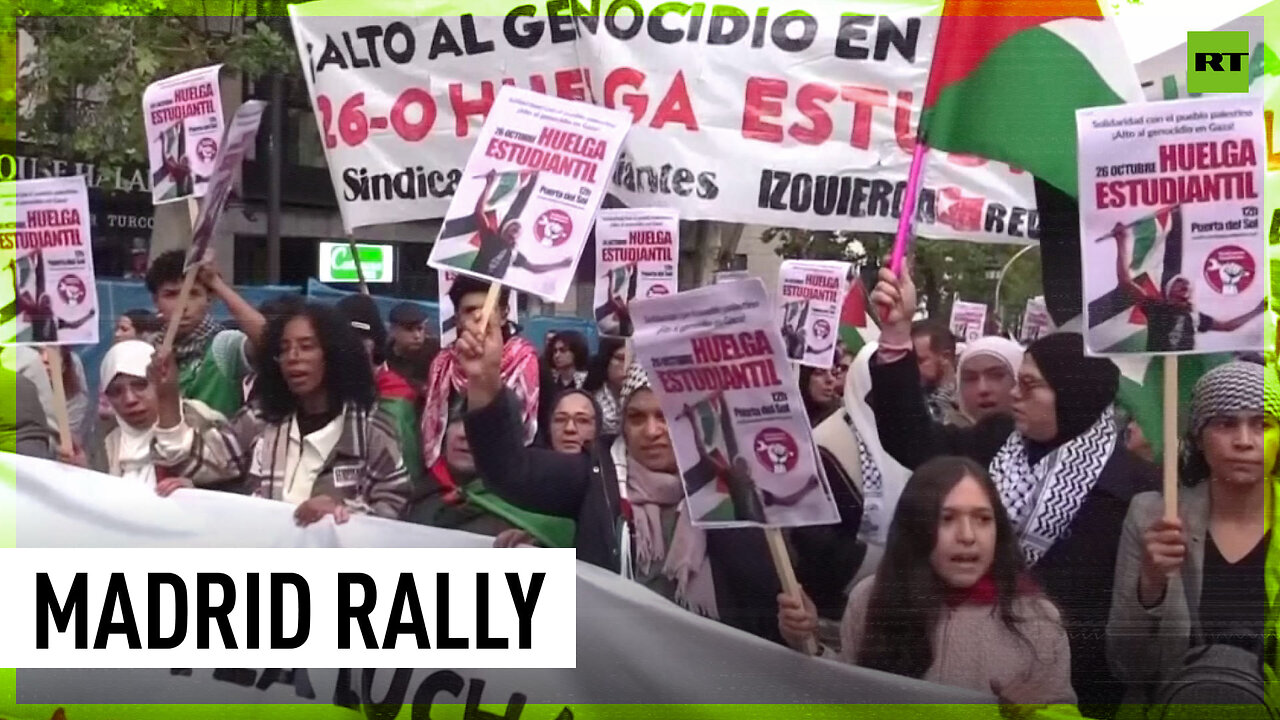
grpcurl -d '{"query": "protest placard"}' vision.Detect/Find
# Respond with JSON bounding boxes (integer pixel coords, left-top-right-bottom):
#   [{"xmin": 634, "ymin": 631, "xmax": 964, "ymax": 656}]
[
  {"xmin": 776, "ymin": 260, "xmax": 852, "ymax": 368},
  {"xmin": 426, "ymin": 86, "xmax": 631, "ymax": 302},
  {"xmin": 630, "ymin": 278, "xmax": 840, "ymax": 529},
  {"xmin": 142, "ymin": 65, "xmax": 224, "ymax": 205},
  {"xmin": 1, "ymin": 176, "xmax": 98, "ymax": 347},
  {"xmin": 593, "ymin": 208, "xmax": 679, "ymax": 338},
  {"xmin": 288, "ymin": 2, "xmax": 1041, "ymax": 244},
  {"xmin": 949, "ymin": 300, "xmax": 987, "ymax": 343},
  {"xmin": 1020, "ymin": 296, "xmax": 1053, "ymax": 344},
  {"xmin": 1078, "ymin": 95, "xmax": 1266, "ymax": 356},
  {"xmin": 437, "ymin": 269, "xmax": 519, "ymax": 346},
  {"xmin": 185, "ymin": 101, "xmax": 267, "ymax": 270}
]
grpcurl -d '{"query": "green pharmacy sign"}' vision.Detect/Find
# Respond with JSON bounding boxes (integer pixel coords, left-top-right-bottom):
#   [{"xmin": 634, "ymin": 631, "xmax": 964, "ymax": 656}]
[{"xmin": 319, "ymin": 242, "xmax": 395, "ymax": 284}]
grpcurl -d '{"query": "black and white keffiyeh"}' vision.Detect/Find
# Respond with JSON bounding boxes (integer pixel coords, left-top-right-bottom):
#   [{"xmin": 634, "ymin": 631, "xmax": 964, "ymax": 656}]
[
  {"xmin": 990, "ymin": 406, "xmax": 1119, "ymax": 566},
  {"xmin": 1190, "ymin": 361, "xmax": 1264, "ymax": 437}
]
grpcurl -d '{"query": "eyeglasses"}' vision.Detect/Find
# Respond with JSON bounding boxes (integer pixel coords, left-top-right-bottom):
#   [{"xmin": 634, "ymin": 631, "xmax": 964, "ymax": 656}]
[{"xmin": 275, "ymin": 341, "xmax": 321, "ymax": 362}]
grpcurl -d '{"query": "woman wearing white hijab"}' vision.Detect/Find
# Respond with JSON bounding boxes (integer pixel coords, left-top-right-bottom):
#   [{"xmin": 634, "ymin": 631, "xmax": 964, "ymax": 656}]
[
  {"xmin": 955, "ymin": 337, "xmax": 1024, "ymax": 424},
  {"xmin": 99, "ymin": 341, "xmax": 245, "ymax": 495}
]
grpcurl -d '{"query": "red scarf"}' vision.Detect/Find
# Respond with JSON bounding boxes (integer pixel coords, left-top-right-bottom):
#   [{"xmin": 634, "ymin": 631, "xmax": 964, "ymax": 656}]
[
  {"xmin": 944, "ymin": 573, "xmax": 1040, "ymax": 608},
  {"xmin": 421, "ymin": 333, "xmax": 540, "ymax": 468},
  {"xmin": 428, "ymin": 458, "xmax": 464, "ymax": 505}
]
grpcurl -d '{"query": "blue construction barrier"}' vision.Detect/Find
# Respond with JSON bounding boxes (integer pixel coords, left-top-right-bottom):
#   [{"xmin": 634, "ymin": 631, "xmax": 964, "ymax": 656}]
[{"xmin": 82, "ymin": 279, "xmax": 599, "ymax": 397}]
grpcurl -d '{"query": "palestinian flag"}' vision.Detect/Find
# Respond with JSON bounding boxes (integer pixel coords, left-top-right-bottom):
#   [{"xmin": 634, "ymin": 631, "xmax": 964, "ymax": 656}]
[
  {"xmin": 435, "ymin": 169, "xmax": 537, "ymax": 269},
  {"xmin": 1114, "ymin": 352, "xmax": 1232, "ymax": 460},
  {"xmin": 1087, "ymin": 206, "xmax": 1182, "ymax": 353},
  {"xmin": 683, "ymin": 395, "xmax": 743, "ymax": 522},
  {"xmin": 922, "ymin": 0, "xmax": 1144, "ymax": 198},
  {"xmin": 839, "ymin": 278, "xmax": 879, "ymax": 356}
]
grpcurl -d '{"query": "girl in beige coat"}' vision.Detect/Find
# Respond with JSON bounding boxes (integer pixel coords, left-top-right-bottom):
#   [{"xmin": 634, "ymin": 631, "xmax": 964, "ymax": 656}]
[{"xmin": 778, "ymin": 456, "xmax": 1076, "ymax": 707}]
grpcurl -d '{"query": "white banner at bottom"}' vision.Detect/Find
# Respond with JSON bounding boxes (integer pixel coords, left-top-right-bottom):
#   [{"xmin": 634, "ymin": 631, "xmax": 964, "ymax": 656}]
[{"xmin": 2, "ymin": 454, "xmax": 991, "ymax": 708}]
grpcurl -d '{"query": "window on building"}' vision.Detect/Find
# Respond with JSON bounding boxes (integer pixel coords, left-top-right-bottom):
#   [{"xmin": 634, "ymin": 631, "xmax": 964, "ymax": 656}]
[{"xmin": 289, "ymin": 109, "xmax": 328, "ymax": 169}]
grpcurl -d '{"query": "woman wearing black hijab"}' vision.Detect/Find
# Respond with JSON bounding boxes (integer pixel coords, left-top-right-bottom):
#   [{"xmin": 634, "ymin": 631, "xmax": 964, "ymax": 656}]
[{"xmin": 867, "ymin": 267, "xmax": 1158, "ymax": 720}]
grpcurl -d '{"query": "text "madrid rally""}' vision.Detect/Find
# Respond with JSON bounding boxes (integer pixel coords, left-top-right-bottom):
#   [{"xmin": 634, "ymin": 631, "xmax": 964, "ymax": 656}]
[{"xmin": 35, "ymin": 571, "xmax": 546, "ymax": 651}]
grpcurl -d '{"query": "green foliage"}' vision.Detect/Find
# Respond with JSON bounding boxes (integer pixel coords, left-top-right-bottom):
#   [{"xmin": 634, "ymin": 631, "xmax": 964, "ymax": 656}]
[
  {"xmin": 759, "ymin": 226, "xmax": 1043, "ymax": 330},
  {"xmin": 17, "ymin": 12, "xmax": 296, "ymax": 166}
]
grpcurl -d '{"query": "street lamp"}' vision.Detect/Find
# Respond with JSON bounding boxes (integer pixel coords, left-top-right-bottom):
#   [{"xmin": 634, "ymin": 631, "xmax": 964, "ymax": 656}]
[{"xmin": 993, "ymin": 245, "xmax": 1039, "ymax": 316}]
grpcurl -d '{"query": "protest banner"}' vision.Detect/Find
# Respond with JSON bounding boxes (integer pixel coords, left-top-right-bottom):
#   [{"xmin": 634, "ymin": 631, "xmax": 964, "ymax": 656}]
[
  {"xmin": 592, "ymin": 208, "xmax": 679, "ymax": 338},
  {"xmin": 0, "ymin": 176, "xmax": 98, "ymax": 347},
  {"xmin": 426, "ymin": 86, "xmax": 631, "ymax": 303},
  {"xmin": 776, "ymin": 260, "xmax": 852, "ymax": 368},
  {"xmin": 1077, "ymin": 95, "xmax": 1266, "ymax": 357},
  {"xmin": 1020, "ymin": 296, "xmax": 1053, "ymax": 344},
  {"xmin": 2, "ymin": 454, "xmax": 991, "ymax": 712},
  {"xmin": 437, "ymin": 269, "xmax": 519, "ymax": 346},
  {"xmin": 185, "ymin": 101, "xmax": 268, "ymax": 270},
  {"xmin": 630, "ymin": 278, "xmax": 840, "ymax": 529},
  {"xmin": 948, "ymin": 300, "xmax": 987, "ymax": 343},
  {"xmin": 142, "ymin": 64, "xmax": 224, "ymax": 205},
  {"xmin": 287, "ymin": 2, "xmax": 1040, "ymax": 244}
]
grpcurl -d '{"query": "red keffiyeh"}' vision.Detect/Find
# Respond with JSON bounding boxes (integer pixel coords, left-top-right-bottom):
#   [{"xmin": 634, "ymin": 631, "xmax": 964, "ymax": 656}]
[{"xmin": 421, "ymin": 333, "xmax": 541, "ymax": 468}]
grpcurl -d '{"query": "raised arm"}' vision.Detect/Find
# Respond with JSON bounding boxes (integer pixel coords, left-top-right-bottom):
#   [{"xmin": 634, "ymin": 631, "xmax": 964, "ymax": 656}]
[
  {"xmin": 200, "ymin": 262, "xmax": 267, "ymax": 354},
  {"xmin": 475, "ymin": 169, "xmax": 498, "ymax": 228},
  {"xmin": 148, "ymin": 349, "xmax": 248, "ymax": 489},
  {"xmin": 1110, "ymin": 222, "xmax": 1147, "ymax": 303},
  {"xmin": 1206, "ymin": 299, "xmax": 1265, "ymax": 333},
  {"xmin": 868, "ymin": 265, "xmax": 1008, "ymax": 469},
  {"xmin": 461, "ymin": 314, "xmax": 589, "ymax": 518},
  {"xmin": 513, "ymin": 255, "xmax": 574, "ymax": 274}
]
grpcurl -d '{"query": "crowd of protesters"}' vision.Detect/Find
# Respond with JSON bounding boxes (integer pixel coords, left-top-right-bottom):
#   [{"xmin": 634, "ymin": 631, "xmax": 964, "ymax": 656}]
[{"xmin": 1, "ymin": 249, "xmax": 1272, "ymax": 719}]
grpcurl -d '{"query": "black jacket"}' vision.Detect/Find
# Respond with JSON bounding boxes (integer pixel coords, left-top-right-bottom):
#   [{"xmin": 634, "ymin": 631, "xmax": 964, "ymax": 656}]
[
  {"xmin": 466, "ymin": 388, "xmax": 784, "ymax": 643},
  {"xmin": 869, "ymin": 353, "xmax": 1158, "ymax": 720}
]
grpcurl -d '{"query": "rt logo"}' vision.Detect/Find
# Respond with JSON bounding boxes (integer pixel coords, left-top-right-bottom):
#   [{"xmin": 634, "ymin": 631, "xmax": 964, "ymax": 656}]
[{"xmin": 1187, "ymin": 31, "xmax": 1250, "ymax": 93}]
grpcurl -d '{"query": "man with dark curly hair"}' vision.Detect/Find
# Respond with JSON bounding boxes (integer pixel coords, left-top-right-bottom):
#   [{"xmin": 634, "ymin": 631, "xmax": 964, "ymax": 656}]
[{"xmin": 146, "ymin": 250, "xmax": 266, "ymax": 417}]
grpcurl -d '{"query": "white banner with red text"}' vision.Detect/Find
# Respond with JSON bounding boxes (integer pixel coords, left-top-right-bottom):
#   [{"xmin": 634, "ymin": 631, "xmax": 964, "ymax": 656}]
[{"xmin": 287, "ymin": 1, "xmax": 1040, "ymax": 243}]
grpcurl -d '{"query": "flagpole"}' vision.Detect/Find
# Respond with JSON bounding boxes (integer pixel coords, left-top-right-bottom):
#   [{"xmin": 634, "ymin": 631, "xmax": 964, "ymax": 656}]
[
  {"xmin": 1091, "ymin": 204, "xmax": 1181, "ymax": 244},
  {"xmin": 888, "ymin": 140, "xmax": 928, "ymax": 276},
  {"xmin": 881, "ymin": 140, "xmax": 928, "ymax": 322},
  {"xmin": 346, "ymin": 234, "xmax": 370, "ymax": 296}
]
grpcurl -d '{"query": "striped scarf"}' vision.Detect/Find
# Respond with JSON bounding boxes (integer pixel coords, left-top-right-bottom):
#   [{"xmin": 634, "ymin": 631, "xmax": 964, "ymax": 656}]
[
  {"xmin": 421, "ymin": 332, "xmax": 540, "ymax": 468},
  {"xmin": 990, "ymin": 406, "xmax": 1118, "ymax": 567},
  {"xmin": 173, "ymin": 316, "xmax": 223, "ymax": 369}
]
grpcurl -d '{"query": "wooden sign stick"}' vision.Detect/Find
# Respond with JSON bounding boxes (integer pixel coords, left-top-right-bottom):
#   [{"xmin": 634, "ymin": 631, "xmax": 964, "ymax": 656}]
[
  {"xmin": 159, "ymin": 198, "xmax": 202, "ymax": 354},
  {"xmin": 477, "ymin": 282, "xmax": 503, "ymax": 336},
  {"xmin": 765, "ymin": 527, "xmax": 819, "ymax": 656},
  {"xmin": 44, "ymin": 347, "xmax": 74, "ymax": 459},
  {"xmin": 1162, "ymin": 355, "xmax": 1179, "ymax": 521}
]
